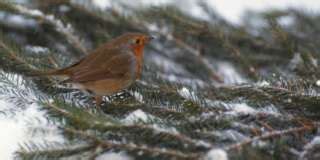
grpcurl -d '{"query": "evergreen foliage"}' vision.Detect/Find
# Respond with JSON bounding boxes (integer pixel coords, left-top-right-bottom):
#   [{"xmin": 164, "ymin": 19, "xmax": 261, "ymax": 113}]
[{"xmin": 0, "ymin": 0, "xmax": 319, "ymax": 159}]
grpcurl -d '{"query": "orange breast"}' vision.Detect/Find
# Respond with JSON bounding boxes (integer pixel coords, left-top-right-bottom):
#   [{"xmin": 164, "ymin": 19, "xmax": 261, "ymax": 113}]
[
  {"xmin": 133, "ymin": 45, "xmax": 144, "ymax": 79},
  {"xmin": 133, "ymin": 45, "xmax": 144, "ymax": 57}
]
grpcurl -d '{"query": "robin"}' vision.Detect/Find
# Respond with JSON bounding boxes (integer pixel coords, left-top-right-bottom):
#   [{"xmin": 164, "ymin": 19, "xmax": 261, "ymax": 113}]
[{"xmin": 38, "ymin": 33, "xmax": 153, "ymax": 106}]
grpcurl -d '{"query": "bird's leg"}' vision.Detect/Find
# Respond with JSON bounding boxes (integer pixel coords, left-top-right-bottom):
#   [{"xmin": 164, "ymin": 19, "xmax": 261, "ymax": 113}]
[{"xmin": 95, "ymin": 96, "xmax": 103, "ymax": 106}]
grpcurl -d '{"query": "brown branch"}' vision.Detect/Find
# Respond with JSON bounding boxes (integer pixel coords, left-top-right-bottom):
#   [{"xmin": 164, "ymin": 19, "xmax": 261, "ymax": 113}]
[
  {"xmin": 225, "ymin": 123, "xmax": 317, "ymax": 150},
  {"xmin": 17, "ymin": 143, "xmax": 95, "ymax": 159}
]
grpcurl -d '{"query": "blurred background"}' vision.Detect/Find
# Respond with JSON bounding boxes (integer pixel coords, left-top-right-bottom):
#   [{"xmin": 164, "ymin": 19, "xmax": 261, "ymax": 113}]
[{"xmin": 1, "ymin": 0, "xmax": 320, "ymax": 160}]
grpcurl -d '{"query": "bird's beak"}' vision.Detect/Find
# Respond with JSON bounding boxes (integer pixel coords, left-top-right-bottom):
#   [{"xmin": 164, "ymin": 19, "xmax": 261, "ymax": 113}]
[{"xmin": 145, "ymin": 35, "xmax": 155, "ymax": 43}]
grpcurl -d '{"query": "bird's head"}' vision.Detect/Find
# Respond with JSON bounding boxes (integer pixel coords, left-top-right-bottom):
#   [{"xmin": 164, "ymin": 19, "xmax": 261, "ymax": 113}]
[{"xmin": 114, "ymin": 33, "xmax": 154, "ymax": 58}]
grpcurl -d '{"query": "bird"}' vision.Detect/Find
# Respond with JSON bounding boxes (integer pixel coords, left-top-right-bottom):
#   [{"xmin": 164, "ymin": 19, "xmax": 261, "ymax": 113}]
[{"xmin": 37, "ymin": 33, "xmax": 153, "ymax": 106}]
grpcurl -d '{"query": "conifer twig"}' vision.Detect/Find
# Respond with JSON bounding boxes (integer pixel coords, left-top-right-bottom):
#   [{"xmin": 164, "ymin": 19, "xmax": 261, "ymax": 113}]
[
  {"xmin": 0, "ymin": 40, "xmax": 35, "ymax": 70},
  {"xmin": 173, "ymin": 35, "xmax": 224, "ymax": 83},
  {"xmin": 225, "ymin": 123, "xmax": 317, "ymax": 150},
  {"xmin": 64, "ymin": 127, "xmax": 199, "ymax": 160},
  {"xmin": 17, "ymin": 144, "xmax": 95, "ymax": 159},
  {"xmin": 0, "ymin": 1, "xmax": 87, "ymax": 56},
  {"xmin": 46, "ymin": 102, "xmax": 211, "ymax": 149}
]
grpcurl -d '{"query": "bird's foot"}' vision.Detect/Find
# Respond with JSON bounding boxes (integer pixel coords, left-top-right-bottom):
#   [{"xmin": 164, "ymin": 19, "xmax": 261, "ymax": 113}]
[
  {"xmin": 94, "ymin": 96, "xmax": 110, "ymax": 113},
  {"xmin": 94, "ymin": 96, "xmax": 103, "ymax": 107}
]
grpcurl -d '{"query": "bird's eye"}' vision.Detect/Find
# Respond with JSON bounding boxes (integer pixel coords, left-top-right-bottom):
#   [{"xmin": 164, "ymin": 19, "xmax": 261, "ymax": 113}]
[{"xmin": 135, "ymin": 38, "xmax": 141, "ymax": 44}]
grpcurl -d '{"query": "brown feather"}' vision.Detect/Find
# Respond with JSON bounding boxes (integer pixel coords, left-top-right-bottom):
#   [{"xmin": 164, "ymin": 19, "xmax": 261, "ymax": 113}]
[{"xmin": 65, "ymin": 47, "xmax": 135, "ymax": 83}]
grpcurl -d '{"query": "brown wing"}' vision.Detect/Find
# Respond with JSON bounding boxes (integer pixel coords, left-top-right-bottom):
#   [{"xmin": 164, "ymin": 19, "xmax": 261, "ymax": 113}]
[
  {"xmin": 66, "ymin": 48, "xmax": 136, "ymax": 83},
  {"xmin": 50, "ymin": 43, "xmax": 113, "ymax": 75}
]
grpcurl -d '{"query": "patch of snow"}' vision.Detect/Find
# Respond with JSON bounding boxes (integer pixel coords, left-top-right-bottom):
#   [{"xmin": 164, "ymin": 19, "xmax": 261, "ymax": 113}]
[
  {"xmin": 178, "ymin": 87, "xmax": 197, "ymax": 100},
  {"xmin": 278, "ymin": 15, "xmax": 295, "ymax": 26},
  {"xmin": 121, "ymin": 110, "xmax": 180, "ymax": 134},
  {"xmin": 205, "ymin": 99, "xmax": 281, "ymax": 117},
  {"xmin": 0, "ymin": 101, "xmax": 24, "ymax": 160},
  {"xmin": 15, "ymin": 5, "xmax": 44, "ymax": 16},
  {"xmin": 25, "ymin": 45, "xmax": 49, "ymax": 54},
  {"xmin": 252, "ymin": 140, "xmax": 268, "ymax": 148},
  {"xmin": 316, "ymin": 80, "xmax": 320, "ymax": 87},
  {"xmin": 20, "ymin": 103, "xmax": 63, "ymax": 142},
  {"xmin": 0, "ymin": 73, "xmax": 63, "ymax": 159},
  {"xmin": 93, "ymin": 0, "xmax": 112, "ymax": 9},
  {"xmin": 310, "ymin": 56, "xmax": 318, "ymax": 68},
  {"xmin": 146, "ymin": 23, "xmax": 159, "ymax": 32},
  {"xmin": 98, "ymin": 0, "xmax": 171, "ymax": 8},
  {"xmin": 0, "ymin": 101, "xmax": 63, "ymax": 160},
  {"xmin": 172, "ymin": 0, "xmax": 210, "ymax": 21},
  {"xmin": 289, "ymin": 53, "xmax": 303, "ymax": 70},
  {"xmin": 196, "ymin": 140, "xmax": 212, "ymax": 148},
  {"xmin": 232, "ymin": 122, "xmax": 257, "ymax": 131},
  {"xmin": 0, "ymin": 120, "xmax": 24, "ymax": 160},
  {"xmin": 303, "ymin": 136, "xmax": 320, "ymax": 149},
  {"xmin": 150, "ymin": 54, "xmax": 188, "ymax": 75},
  {"xmin": 151, "ymin": 124, "xmax": 179, "ymax": 134},
  {"xmin": 213, "ymin": 129, "xmax": 249, "ymax": 142},
  {"xmin": 45, "ymin": 15, "xmax": 73, "ymax": 33},
  {"xmin": 158, "ymin": 73, "xmax": 206, "ymax": 88},
  {"xmin": 299, "ymin": 136, "xmax": 320, "ymax": 160},
  {"xmin": 242, "ymin": 12, "xmax": 268, "ymax": 35},
  {"xmin": 256, "ymin": 80, "xmax": 270, "ymax": 87},
  {"xmin": 122, "ymin": 109, "xmax": 154, "ymax": 124},
  {"xmin": 206, "ymin": 0, "xmax": 320, "ymax": 25},
  {"xmin": 148, "ymin": 24, "xmax": 171, "ymax": 36},
  {"xmin": 217, "ymin": 62, "xmax": 247, "ymax": 84},
  {"xmin": 91, "ymin": 0, "xmax": 320, "ymax": 25},
  {"xmin": 131, "ymin": 91, "xmax": 144, "ymax": 103},
  {"xmin": 96, "ymin": 151, "xmax": 133, "ymax": 160},
  {"xmin": 130, "ymin": 0, "xmax": 172, "ymax": 6},
  {"xmin": 225, "ymin": 103, "xmax": 256, "ymax": 115},
  {"xmin": 224, "ymin": 103, "xmax": 281, "ymax": 116},
  {"xmin": 59, "ymin": 5, "xmax": 71, "ymax": 12},
  {"xmin": 258, "ymin": 104, "xmax": 281, "ymax": 116},
  {"xmin": 0, "ymin": 73, "xmax": 39, "ymax": 104},
  {"xmin": 199, "ymin": 111, "xmax": 216, "ymax": 119},
  {"xmin": 205, "ymin": 148, "xmax": 228, "ymax": 160},
  {"xmin": 205, "ymin": 99, "xmax": 227, "ymax": 107},
  {"xmin": 1, "ymin": 14, "xmax": 37, "ymax": 28}
]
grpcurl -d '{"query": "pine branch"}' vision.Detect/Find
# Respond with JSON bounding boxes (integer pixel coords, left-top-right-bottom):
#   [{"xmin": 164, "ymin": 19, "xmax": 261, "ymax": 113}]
[
  {"xmin": 17, "ymin": 143, "xmax": 95, "ymax": 160},
  {"xmin": 45, "ymin": 100, "xmax": 211, "ymax": 150},
  {"xmin": 43, "ymin": 100, "xmax": 118, "ymax": 129},
  {"xmin": 225, "ymin": 122, "xmax": 317, "ymax": 150},
  {"xmin": 172, "ymin": 35, "xmax": 224, "ymax": 83},
  {"xmin": 1, "ymin": 1, "xmax": 320, "ymax": 159},
  {"xmin": 64, "ymin": 127, "xmax": 200, "ymax": 160},
  {"xmin": 206, "ymin": 84, "xmax": 320, "ymax": 113},
  {"xmin": 0, "ymin": 1, "xmax": 87, "ymax": 56},
  {"xmin": 0, "ymin": 39, "xmax": 36, "ymax": 73}
]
